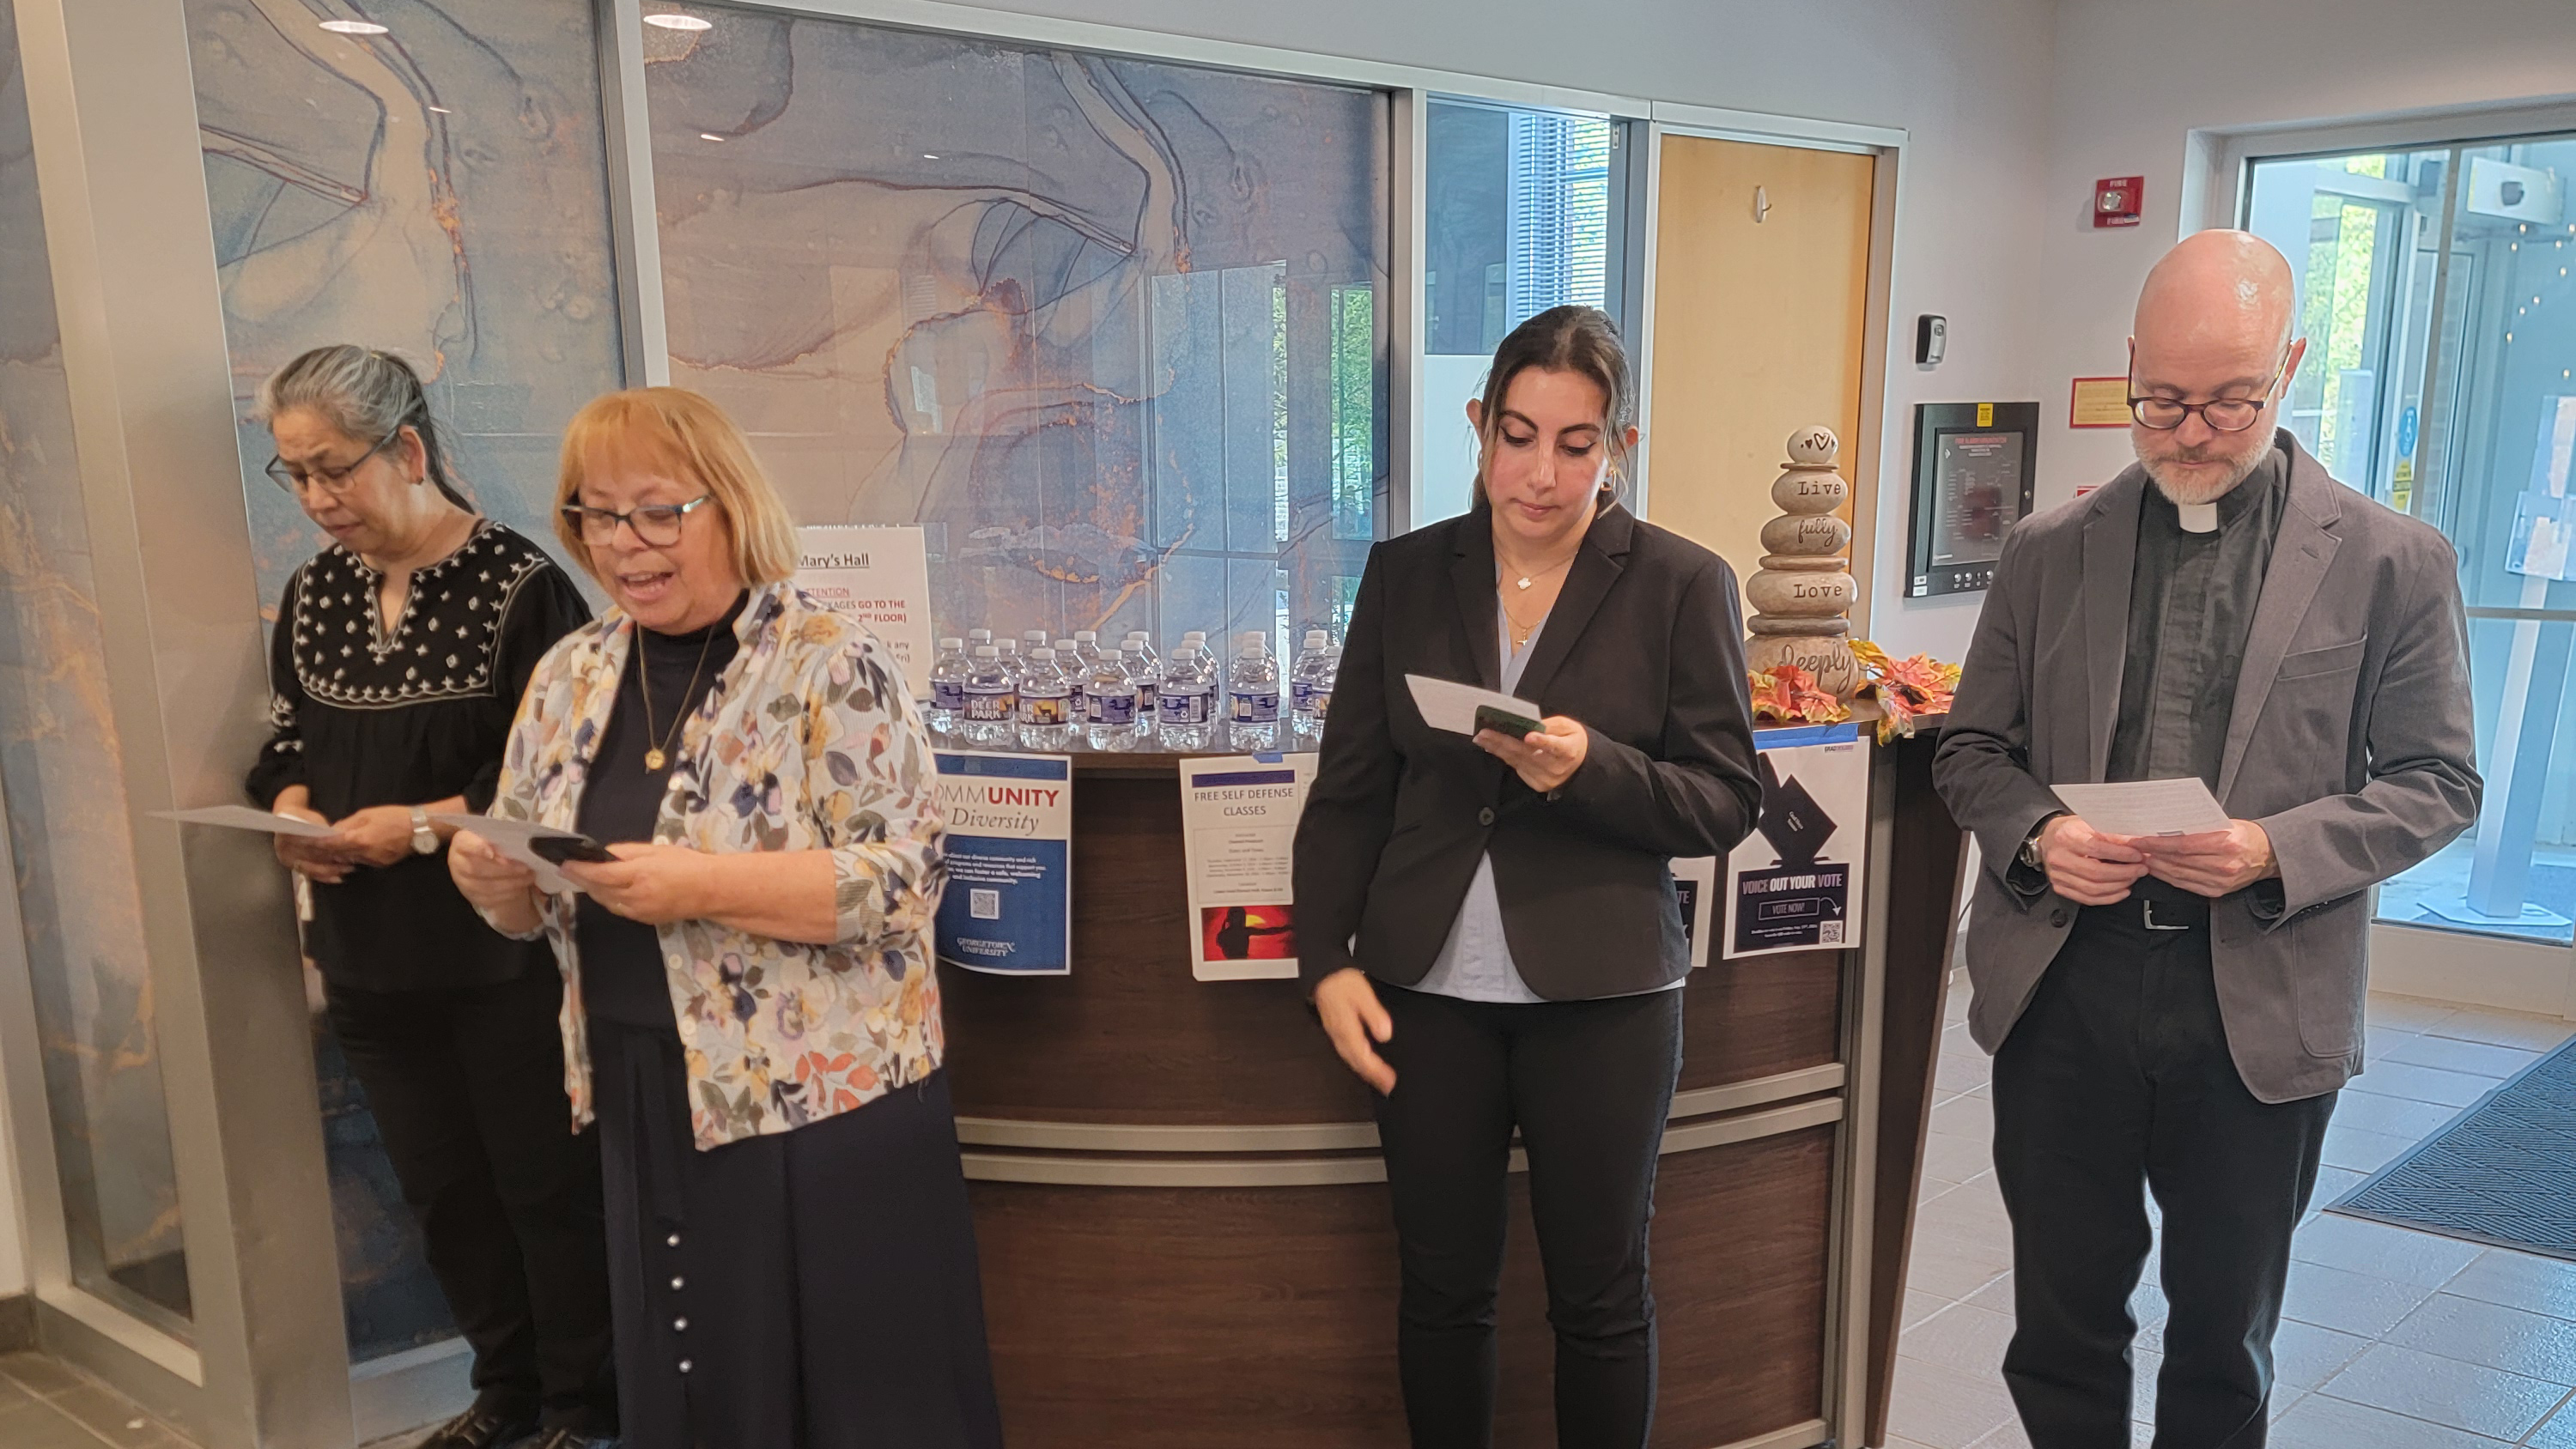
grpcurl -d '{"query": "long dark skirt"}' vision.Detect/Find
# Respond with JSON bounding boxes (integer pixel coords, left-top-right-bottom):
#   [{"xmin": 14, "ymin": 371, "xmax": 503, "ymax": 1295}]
[{"xmin": 590, "ymin": 1019, "xmax": 1005, "ymax": 1449}]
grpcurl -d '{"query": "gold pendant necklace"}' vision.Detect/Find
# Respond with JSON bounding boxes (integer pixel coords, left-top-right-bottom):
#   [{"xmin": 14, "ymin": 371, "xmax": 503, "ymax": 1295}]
[{"xmin": 637, "ymin": 626, "xmax": 718, "ymax": 773}]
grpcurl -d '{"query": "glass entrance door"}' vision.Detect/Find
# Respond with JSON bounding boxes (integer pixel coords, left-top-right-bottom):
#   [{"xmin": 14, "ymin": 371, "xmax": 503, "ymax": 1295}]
[{"xmin": 2246, "ymin": 135, "xmax": 2576, "ymax": 987}]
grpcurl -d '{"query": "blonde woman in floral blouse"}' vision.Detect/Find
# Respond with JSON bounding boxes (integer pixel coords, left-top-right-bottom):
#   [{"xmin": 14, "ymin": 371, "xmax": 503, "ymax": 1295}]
[{"xmin": 448, "ymin": 387, "xmax": 1002, "ymax": 1449}]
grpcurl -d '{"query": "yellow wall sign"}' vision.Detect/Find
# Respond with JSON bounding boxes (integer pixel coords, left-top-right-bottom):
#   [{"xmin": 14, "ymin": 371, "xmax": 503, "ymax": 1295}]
[
  {"xmin": 2069, "ymin": 378, "xmax": 2130, "ymax": 428},
  {"xmin": 1976, "ymin": 402, "xmax": 1995, "ymax": 428}
]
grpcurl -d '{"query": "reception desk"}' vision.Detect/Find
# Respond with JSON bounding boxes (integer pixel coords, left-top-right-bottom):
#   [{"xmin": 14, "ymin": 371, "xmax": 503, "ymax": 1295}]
[{"xmin": 939, "ymin": 725, "xmax": 1965, "ymax": 1449}]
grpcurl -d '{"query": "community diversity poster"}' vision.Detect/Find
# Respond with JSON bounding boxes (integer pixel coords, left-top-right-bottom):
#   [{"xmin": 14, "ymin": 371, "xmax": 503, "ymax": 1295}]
[
  {"xmin": 933, "ymin": 752, "xmax": 1072, "ymax": 976},
  {"xmin": 1178, "ymin": 754, "xmax": 1318, "ymax": 982},
  {"xmin": 1722, "ymin": 722, "xmax": 1871, "ymax": 959},
  {"xmin": 796, "ymin": 524, "xmax": 935, "ymax": 698}
]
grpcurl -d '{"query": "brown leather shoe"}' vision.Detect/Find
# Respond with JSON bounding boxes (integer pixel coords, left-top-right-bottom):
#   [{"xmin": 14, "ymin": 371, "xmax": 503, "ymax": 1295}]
[{"xmin": 416, "ymin": 1406, "xmax": 536, "ymax": 1449}]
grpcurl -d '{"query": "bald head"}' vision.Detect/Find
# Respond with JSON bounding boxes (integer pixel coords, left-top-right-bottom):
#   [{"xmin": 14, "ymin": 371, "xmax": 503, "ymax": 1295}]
[
  {"xmin": 2128, "ymin": 230, "xmax": 2306, "ymax": 505},
  {"xmin": 2135, "ymin": 229, "xmax": 2296, "ymax": 361}
]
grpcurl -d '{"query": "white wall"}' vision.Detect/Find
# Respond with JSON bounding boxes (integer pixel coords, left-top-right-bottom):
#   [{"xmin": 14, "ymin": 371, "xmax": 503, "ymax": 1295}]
[
  {"xmin": 2035, "ymin": 0, "xmax": 2576, "ymax": 509},
  {"xmin": 968, "ymin": 0, "xmax": 2063, "ymax": 659}
]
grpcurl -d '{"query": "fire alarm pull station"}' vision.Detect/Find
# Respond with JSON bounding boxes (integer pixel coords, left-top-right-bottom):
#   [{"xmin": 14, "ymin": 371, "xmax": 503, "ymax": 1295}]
[{"xmin": 2094, "ymin": 176, "xmax": 2143, "ymax": 228}]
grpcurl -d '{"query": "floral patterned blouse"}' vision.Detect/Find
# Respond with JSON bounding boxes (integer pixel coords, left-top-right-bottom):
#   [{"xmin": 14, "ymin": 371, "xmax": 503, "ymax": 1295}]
[{"xmin": 485, "ymin": 580, "xmax": 946, "ymax": 1149}]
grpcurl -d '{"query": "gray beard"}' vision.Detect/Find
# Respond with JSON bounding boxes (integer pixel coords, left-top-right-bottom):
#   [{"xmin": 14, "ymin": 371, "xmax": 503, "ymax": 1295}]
[{"xmin": 2142, "ymin": 445, "xmax": 2268, "ymax": 506}]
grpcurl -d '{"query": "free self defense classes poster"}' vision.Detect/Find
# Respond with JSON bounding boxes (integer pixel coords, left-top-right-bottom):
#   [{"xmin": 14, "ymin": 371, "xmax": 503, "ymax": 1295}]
[
  {"xmin": 796, "ymin": 525, "xmax": 933, "ymax": 699},
  {"xmin": 933, "ymin": 752, "xmax": 1072, "ymax": 976},
  {"xmin": 1179, "ymin": 754, "xmax": 1316, "ymax": 982},
  {"xmin": 1721, "ymin": 722, "xmax": 1871, "ymax": 959}
]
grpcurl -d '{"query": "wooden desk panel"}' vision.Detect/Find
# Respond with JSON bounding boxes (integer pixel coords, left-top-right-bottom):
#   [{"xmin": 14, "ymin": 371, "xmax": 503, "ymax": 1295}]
[{"xmin": 967, "ymin": 1124, "xmax": 1835, "ymax": 1448}]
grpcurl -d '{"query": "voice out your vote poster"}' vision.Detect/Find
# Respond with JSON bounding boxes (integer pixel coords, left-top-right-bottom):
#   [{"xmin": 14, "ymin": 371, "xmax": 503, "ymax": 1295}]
[
  {"xmin": 932, "ymin": 752, "xmax": 1072, "ymax": 976},
  {"xmin": 1720, "ymin": 721, "xmax": 1871, "ymax": 959}
]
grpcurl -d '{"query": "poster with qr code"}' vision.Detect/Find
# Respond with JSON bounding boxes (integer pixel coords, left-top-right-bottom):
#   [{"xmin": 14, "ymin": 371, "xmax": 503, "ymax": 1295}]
[
  {"xmin": 933, "ymin": 751, "xmax": 1072, "ymax": 975},
  {"xmin": 1722, "ymin": 723, "xmax": 1870, "ymax": 959}
]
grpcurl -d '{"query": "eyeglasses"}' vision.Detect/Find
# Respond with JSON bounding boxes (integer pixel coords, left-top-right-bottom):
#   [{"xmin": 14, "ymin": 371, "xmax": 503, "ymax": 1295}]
[
  {"xmin": 266, "ymin": 423, "xmax": 403, "ymax": 494},
  {"xmin": 559, "ymin": 495, "xmax": 714, "ymax": 547},
  {"xmin": 2128, "ymin": 354, "xmax": 2293, "ymax": 432}
]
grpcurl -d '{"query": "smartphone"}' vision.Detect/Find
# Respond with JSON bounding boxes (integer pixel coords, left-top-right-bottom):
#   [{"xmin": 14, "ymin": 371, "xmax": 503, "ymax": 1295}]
[
  {"xmin": 527, "ymin": 834, "xmax": 618, "ymax": 865},
  {"xmin": 1473, "ymin": 703, "xmax": 1546, "ymax": 740}
]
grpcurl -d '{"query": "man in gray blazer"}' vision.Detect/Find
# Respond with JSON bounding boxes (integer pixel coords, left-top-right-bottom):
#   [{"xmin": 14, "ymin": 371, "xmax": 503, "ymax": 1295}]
[{"xmin": 1935, "ymin": 229, "xmax": 2480, "ymax": 1448}]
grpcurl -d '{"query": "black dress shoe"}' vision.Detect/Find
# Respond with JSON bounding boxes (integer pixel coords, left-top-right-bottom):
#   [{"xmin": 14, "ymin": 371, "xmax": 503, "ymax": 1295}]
[{"xmin": 417, "ymin": 1406, "xmax": 537, "ymax": 1449}]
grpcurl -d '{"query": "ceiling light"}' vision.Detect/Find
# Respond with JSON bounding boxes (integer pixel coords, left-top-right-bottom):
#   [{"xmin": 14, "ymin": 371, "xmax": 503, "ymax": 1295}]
[
  {"xmin": 428, "ymin": 105, "xmax": 450, "ymax": 113},
  {"xmin": 318, "ymin": 18, "xmax": 389, "ymax": 33},
  {"xmin": 643, "ymin": 12, "xmax": 712, "ymax": 29},
  {"xmin": 922, "ymin": 154, "xmax": 939, "ymax": 161},
  {"xmin": 699, "ymin": 132, "xmax": 726, "ymax": 142}
]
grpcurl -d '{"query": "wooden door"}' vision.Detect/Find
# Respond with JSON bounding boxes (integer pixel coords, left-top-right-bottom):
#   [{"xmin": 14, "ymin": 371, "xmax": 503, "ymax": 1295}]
[{"xmin": 1645, "ymin": 135, "xmax": 1876, "ymax": 602}]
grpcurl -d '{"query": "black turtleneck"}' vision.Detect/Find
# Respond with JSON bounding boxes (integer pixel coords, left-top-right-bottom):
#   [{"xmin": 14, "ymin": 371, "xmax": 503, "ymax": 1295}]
[{"xmin": 575, "ymin": 592, "xmax": 748, "ymax": 1028}]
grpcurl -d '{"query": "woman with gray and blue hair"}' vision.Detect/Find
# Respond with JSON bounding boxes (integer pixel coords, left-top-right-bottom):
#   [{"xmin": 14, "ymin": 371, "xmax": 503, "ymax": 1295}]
[{"xmin": 241, "ymin": 345, "xmax": 614, "ymax": 1449}]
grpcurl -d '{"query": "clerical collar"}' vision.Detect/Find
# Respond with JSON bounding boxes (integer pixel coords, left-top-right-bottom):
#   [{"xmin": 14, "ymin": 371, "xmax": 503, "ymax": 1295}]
[{"xmin": 2153, "ymin": 440, "xmax": 2287, "ymax": 536}]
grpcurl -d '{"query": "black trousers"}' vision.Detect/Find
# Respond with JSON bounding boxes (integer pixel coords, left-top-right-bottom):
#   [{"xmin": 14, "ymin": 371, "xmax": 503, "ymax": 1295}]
[
  {"xmin": 1372, "ymin": 982, "xmax": 1683, "ymax": 1449},
  {"xmin": 327, "ymin": 967, "xmax": 617, "ymax": 1434},
  {"xmin": 1990, "ymin": 896, "xmax": 2336, "ymax": 1449}
]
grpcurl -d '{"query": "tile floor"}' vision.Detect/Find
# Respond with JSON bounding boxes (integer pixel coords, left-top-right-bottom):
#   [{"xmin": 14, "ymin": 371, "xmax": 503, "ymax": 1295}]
[
  {"xmin": 1889, "ymin": 983, "xmax": 2576, "ymax": 1449},
  {"xmin": 0, "ymin": 1351, "xmax": 190, "ymax": 1449}
]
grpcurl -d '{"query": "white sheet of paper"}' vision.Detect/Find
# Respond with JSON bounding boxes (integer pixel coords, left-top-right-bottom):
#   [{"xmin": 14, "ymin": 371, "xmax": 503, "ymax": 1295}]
[
  {"xmin": 152, "ymin": 805, "xmax": 339, "ymax": 838},
  {"xmin": 1404, "ymin": 674, "xmax": 1546, "ymax": 737},
  {"xmin": 429, "ymin": 813, "xmax": 584, "ymax": 895},
  {"xmin": 2050, "ymin": 779, "xmax": 2234, "ymax": 838}
]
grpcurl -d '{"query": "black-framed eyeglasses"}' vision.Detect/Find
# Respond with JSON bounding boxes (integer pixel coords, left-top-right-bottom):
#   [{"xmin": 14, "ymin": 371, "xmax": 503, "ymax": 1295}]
[
  {"xmin": 559, "ymin": 495, "xmax": 715, "ymax": 547},
  {"xmin": 266, "ymin": 422, "xmax": 404, "ymax": 494},
  {"xmin": 2128, "ymin": 354, "xmax": 2293, "ymax": 432}
]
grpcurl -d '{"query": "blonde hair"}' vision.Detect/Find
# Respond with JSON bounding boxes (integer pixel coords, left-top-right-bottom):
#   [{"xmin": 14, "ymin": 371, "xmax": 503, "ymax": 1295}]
[{"xmin": 555, "ymin": 387, "xmax": 799, "ymax": 587}]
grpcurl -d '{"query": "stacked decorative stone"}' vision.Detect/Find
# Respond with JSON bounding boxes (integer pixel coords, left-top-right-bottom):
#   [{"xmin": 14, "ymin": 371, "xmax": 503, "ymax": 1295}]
[{"xmin": 1744, "ymin": 425, "xmax": 1862, "ymax": 700}]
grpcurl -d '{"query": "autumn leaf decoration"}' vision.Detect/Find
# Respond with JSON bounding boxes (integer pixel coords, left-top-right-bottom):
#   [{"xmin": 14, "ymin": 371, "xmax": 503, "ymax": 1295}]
[
  {"xmin": 1747, "ymin": 664, "xmax": 1850, "ymax": 725},
  {"xmin": 1848, "ymin": 640, "xmax": 1962, "ymax": 744}
]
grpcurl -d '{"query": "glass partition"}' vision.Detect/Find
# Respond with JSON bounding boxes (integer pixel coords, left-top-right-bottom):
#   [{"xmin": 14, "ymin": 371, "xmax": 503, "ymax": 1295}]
[
  {"xmin": 181, "ymin": 0, "xmax": 629, "ymax": 1361},
  {"xmin": 0, "ymin": 1, "xmax": 194, "ymax": 1340},
  {"xmin": 641, "ymin": 6, "xmax": 1392, "ymax": 651},
  {"xmin": 1419, "ymin": 100, "xmax": 1625, "ymax": 523},
  {"xmin": 2249, "ymin": 137, "xmax": 2576, "ymax": 945}
]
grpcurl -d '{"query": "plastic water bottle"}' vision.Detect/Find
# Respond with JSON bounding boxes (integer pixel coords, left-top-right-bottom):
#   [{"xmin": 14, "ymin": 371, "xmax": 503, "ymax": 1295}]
[
  {"xmin": 1158, "ymin": 646, "xmax": 1216, "ymax": 751},
  {"xmin": 1122, "ymin": 637, "xmax": 1161, "ymax": 745},
  {"xmin": 993, "ymin": 636, "xmax": 1022, "ymax": 683},
  {"xmin": 927, "ymin": 637, "xmax": 969, "ymax": 742},
  {"xmin": 1289, "ymin": 630, "xmax": 1330, "ymax": 746},
  {"xmin": 1017, "ymin": 646, "xmax": 1074, "ymax": 751},
  {"xmin": 966, "ymin": 627, "xmax": 993, "ymax": 652},
  {"xmin": 1071, "ymin": 630, "xmax": 1106, "ymax": 672},
  {"xmin": 1226, "ymin": 633, "xmax": 1282, "ymax": 752},
  {"xmin": 1083, "ymin": 648, "xmax": 1141, "ymax": 752},
  {"xmin": 961, "ymin": 646, "xmax": 1016, "ymax": 749},
  {"xmin": 1021, "ymin": 630, "xmax": 1052, "ymax": 673}
]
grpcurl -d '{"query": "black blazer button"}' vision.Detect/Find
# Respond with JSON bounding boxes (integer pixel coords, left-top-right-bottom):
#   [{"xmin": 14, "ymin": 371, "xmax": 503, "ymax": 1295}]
[
  {"xmin": 1478, "ymin": 807, "xmax": 1495, "ymax": 827},
  {"xmin": 2049, "ymin": 908, "xmax": 2070, "ymax": 929}
]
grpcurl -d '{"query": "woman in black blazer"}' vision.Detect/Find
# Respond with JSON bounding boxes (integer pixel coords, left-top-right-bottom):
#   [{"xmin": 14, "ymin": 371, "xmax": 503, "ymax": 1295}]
[{"xmin": 1292, "ymin": 306, "xmax": 1761, "ymax": 1448}]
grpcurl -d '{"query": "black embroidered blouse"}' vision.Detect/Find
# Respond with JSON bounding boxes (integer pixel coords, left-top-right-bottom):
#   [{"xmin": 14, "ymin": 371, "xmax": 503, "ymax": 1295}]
[{"xmin": 246, "ymin": 519, "xmax": 592, "ymax": 991}]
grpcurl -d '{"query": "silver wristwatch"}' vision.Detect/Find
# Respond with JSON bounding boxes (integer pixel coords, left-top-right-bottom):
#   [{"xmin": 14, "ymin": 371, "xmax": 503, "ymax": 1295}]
[
  {"xmin": 2018, "ymin": 814, "xmax": 2060, "ymax": 870},
  {"xmin": 410, "ymin": 807, "xmax": 439, "ymax": 856}
]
